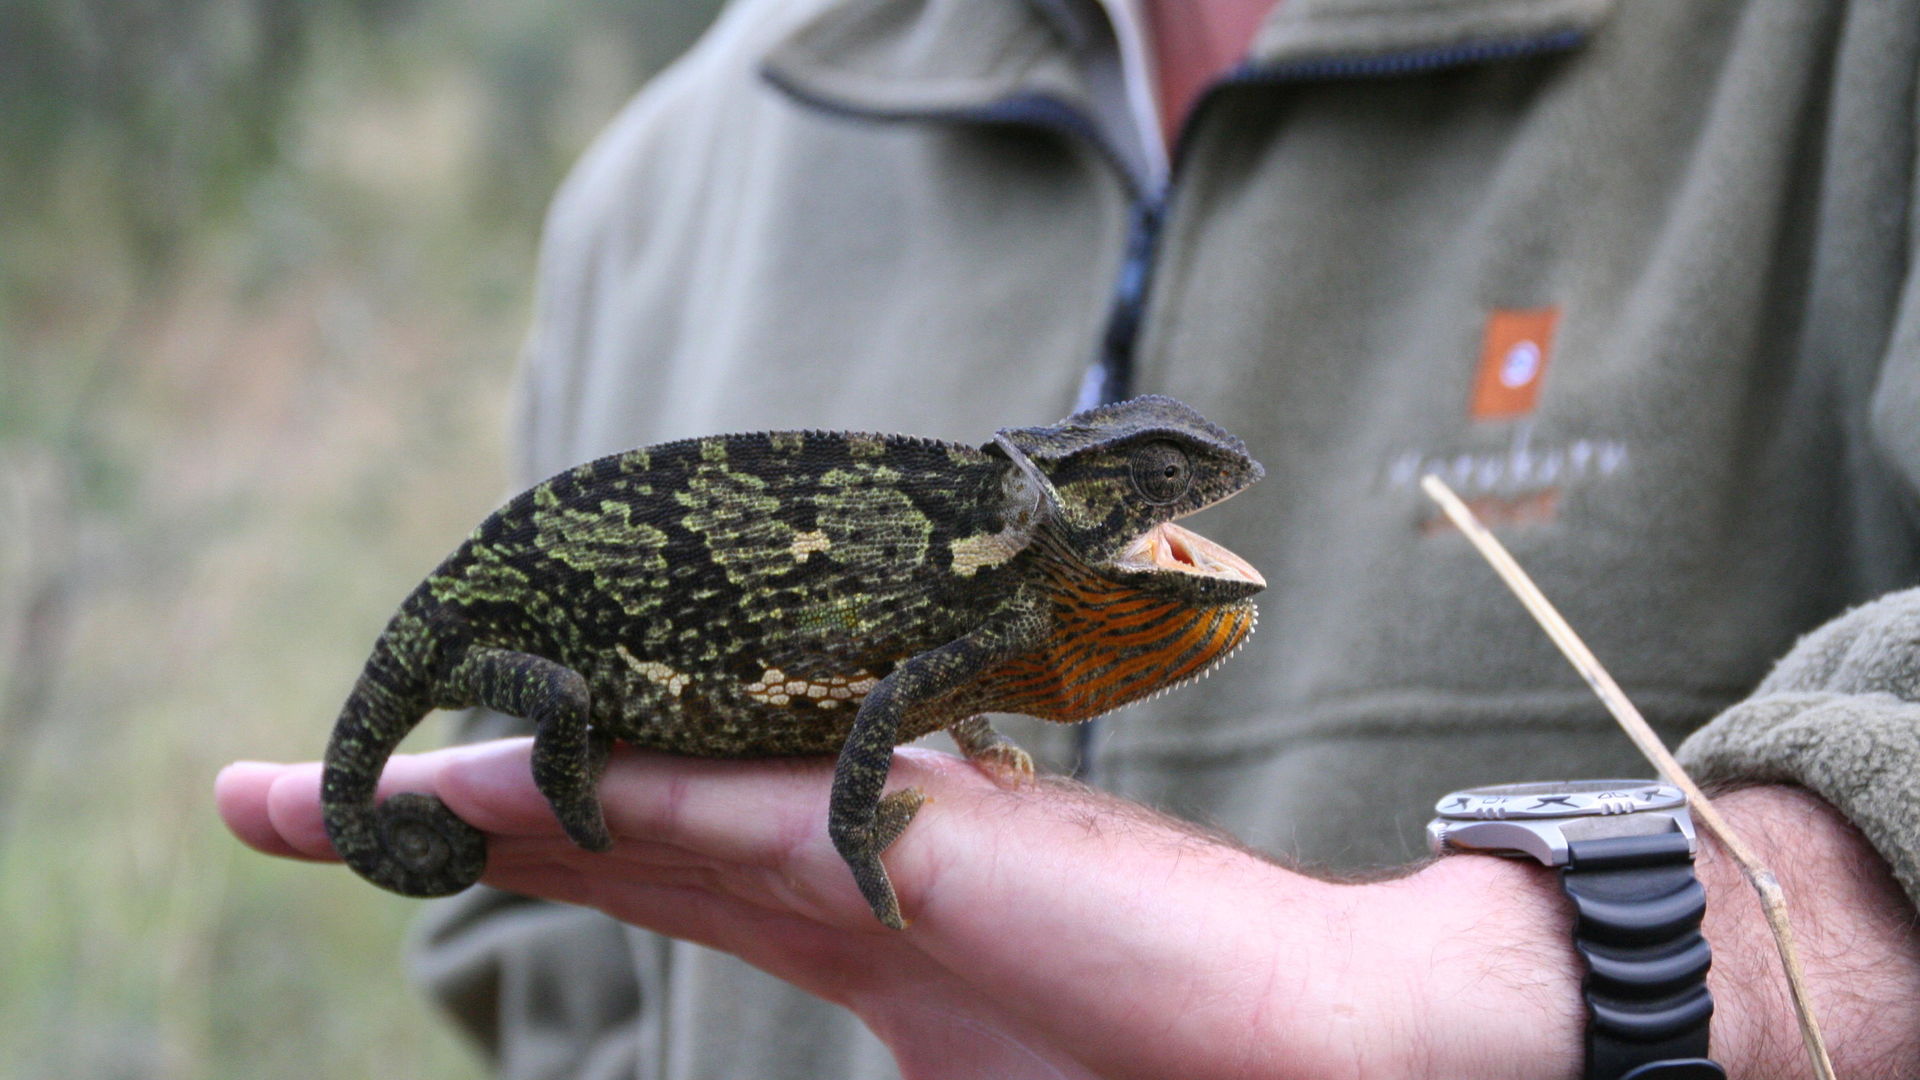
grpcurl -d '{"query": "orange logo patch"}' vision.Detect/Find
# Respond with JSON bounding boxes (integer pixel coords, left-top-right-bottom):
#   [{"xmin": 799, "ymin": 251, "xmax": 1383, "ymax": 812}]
[{"xmin": 1471, "ymin": 307, "xmax": 1559, "ymax": 420}]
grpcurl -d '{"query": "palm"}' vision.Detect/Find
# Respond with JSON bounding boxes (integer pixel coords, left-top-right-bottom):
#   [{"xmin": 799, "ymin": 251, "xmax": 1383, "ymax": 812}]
[{"xmin": 458, "ymin": 745, "xmax": 1295, "ymax": 1080}]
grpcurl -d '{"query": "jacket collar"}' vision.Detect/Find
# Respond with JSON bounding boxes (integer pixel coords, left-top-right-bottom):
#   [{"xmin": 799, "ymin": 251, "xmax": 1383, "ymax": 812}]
[
  {"xmin": 762, "ymin": 0, "xmax": 1614, "ymax": 121},
  {"xmin": 761, "ymin": 0, "xmax": 1103, "ymax": 121},
  {"xmin": 1250, "ymin": 0, "xmax": 1611, "ymax": 69}
]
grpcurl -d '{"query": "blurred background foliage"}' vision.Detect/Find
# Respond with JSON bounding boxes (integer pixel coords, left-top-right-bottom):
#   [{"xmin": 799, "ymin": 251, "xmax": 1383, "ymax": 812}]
[{"xmin": 0, "ymin": 1, "xmax": 720, "ymax": 1076}]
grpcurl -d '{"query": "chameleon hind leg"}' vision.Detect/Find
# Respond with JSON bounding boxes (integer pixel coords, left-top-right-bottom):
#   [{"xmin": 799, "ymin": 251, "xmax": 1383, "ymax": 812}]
[{"xmin": 445, "ymin": 646, "xmax": 614, "ymax": 851}]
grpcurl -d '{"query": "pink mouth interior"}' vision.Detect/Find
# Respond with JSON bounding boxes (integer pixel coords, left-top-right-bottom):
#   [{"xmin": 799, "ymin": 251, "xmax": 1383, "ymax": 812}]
[{"xmin": 1123, "ymin": 521, "xmax": 1265, "ymax": 587}]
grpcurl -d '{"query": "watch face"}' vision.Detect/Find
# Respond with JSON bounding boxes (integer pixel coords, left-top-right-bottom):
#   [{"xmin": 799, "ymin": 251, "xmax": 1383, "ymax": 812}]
[{"xmin": 1433, "ymin": 780, "xmax": 1684, "ymax": 820}]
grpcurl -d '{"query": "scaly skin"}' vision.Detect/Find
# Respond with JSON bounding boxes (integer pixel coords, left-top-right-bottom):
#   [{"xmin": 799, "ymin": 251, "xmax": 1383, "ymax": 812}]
[{"xmin": 320, "ymin": 395, "xmax": 1266, "ymax": 928}]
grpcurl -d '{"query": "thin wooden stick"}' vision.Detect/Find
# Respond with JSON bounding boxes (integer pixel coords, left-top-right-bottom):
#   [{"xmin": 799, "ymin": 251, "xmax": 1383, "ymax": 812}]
[{"xmin": 1420, "ymin": 474, "xmax": 1835, "ymax": 1080}]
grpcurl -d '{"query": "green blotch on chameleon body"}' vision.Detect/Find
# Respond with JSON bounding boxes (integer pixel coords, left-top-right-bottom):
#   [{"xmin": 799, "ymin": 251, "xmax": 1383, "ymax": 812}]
[
  {"xmin": 429, "ymin": 545, "xmax": 533, "ymax": 607},
  {"xmin": 795, "ymin": 594, "xmax": 871, "ymax": 635},
  {"xmin": 816, "ymin": 468, "xmax": 929, "ymax": 569},
  {"xmin": 527, "ymin": 498, "xmax": 672, "ymax": 614},
  {"xmin": 949, "ymin": 529, "xmax": 1024, "ymax": 576},
  {"xmin": 676, "ymin": 464, "xmax": 798, "ymax": 586}
]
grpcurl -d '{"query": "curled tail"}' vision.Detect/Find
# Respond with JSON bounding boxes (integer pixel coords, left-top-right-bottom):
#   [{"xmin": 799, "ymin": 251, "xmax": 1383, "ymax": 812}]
[{"xmin": 321, "ymin": 621, "xmax": 486, "ymax": 897}]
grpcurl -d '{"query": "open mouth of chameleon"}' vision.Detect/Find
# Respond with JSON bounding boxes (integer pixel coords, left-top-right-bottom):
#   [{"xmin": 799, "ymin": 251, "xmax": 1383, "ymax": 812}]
[{"xmin": 1115, "ymin": 521, "xmax": 1266, "ymax": 588}]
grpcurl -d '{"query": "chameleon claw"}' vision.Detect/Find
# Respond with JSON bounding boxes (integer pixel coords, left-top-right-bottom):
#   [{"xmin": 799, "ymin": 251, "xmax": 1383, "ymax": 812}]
[
  {"xmin": 868, "ymin": 875, "xmax": 909, "ymax": 931},
  {"xmin": 853, "ymin": 853, "xmax": 909, "ymax": 931}
]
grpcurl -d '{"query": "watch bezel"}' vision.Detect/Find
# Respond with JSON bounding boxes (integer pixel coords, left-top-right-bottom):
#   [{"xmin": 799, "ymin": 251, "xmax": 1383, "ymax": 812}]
[
  {"xmin": 1432, "ymin": 779, "xmax": 1685, "ymax": 821},
  {"xmin": 1426, "ymin": 779, "xmax": 1697, "ymax": 866}
]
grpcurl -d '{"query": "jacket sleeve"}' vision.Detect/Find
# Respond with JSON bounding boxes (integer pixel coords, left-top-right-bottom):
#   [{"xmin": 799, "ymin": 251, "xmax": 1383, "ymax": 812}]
[{"xmin": 1677, "ymin": 588, "xmax": 1920, "ymax": 908}]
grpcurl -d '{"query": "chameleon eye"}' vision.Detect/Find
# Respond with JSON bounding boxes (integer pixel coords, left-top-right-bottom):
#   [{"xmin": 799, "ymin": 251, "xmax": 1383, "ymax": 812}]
[{"xmin": 1129, "ymin": 441, "xmax": 1192, "ymax": 505}]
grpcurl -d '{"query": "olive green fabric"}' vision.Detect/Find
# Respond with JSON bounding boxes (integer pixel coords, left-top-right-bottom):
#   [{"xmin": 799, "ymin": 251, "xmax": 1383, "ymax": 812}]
[{"xmin": 409, "ymin": 0, "xmax": 1920, "ymax": 1076}]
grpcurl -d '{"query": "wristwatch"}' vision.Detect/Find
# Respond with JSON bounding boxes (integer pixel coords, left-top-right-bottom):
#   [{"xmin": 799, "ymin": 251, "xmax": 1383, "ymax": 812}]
[{"xmin": 1426, "ymin": 780, "xmax": 1726, "ymax": 1080}]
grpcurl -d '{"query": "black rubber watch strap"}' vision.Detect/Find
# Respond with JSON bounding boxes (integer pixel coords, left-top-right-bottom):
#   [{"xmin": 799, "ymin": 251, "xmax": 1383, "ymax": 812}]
[{"xmin": 1561, "ymin": 833, "xmax": 1725, "ymax": 1080}]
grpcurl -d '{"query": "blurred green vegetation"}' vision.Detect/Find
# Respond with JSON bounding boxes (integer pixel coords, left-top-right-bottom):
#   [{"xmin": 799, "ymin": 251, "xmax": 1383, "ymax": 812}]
[{"xmin": 0, "ymin": 2, "xmax": 720, "ymax": 1076}]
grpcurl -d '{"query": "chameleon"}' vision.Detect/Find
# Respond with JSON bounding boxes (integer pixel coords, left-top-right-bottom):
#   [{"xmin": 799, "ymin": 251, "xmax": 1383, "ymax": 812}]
[{"xmin": 322, "ymin": 394, "xmax": 1265, "ymax": 929}]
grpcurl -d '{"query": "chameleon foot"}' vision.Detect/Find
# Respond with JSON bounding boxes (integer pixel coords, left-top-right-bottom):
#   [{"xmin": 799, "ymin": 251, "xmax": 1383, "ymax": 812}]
[
  {"xmin": 329, "ymin": 792, "xmax": 487, "ymax": 897},
  {"xmin": 950, "ymin": 715, "xmax": 1035, "ymax": 787},
  {"xmin": 543, "ymin": 726, "xmax": 613, "ymax": 851},
  {"xmin": 834, "ymin": 787, "xmax": 925, "ymax": 930},
  {"xmin": 965, "ymin": 742, "xmax": 1035, "ymax": 787}
]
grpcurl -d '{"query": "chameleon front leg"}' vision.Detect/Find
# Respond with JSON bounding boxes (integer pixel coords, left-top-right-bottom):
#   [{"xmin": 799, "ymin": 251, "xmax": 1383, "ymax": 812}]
[
  {"xmin": 443, "ymin": 646, "xmax": 613, "ymax": 851},
  {"xmin": 832, "ymin": 617, "xmax": 1042, "ymax": 930}
]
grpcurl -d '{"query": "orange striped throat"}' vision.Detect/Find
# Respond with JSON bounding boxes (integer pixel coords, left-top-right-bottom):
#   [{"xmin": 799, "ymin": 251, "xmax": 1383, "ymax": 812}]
[{"xmin": 982, "ymin": 525, "xmax": 1260, "ymax": 722}]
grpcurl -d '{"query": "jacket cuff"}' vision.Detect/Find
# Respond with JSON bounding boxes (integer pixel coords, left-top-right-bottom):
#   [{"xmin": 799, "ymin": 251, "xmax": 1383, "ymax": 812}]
[{"xmin": 1676, "ymin": 589, "xmax": 1920, "ymax": 911}]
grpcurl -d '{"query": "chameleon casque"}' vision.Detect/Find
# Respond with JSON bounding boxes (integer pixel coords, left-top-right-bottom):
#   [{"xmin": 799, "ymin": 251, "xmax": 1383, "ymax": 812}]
[{"xmin": 322, "ymin": 395, "xmax": 1265, "ymax": 929}]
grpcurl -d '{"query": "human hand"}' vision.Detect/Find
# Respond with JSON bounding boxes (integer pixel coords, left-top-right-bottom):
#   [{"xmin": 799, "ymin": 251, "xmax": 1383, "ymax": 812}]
[
  {"xmin": 218, "ymin": 739, "xmax": 1580, "ymax": 1079},
  {"xmin": 216, "ymin": 744, "xmax": 1917, "ymax": 1079}
]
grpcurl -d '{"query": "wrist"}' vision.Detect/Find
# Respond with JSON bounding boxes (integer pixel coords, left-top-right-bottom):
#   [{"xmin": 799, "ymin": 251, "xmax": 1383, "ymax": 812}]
[{"xmin": 1362, "ymin": 853, "xmax": 1584, "ymax": 1080}]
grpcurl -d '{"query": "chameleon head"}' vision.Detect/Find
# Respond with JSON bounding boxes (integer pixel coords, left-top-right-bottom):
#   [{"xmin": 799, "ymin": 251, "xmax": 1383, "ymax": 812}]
[{"xmin": 991, "ymin": 395, "xmax": 1266, "ymax": 605}]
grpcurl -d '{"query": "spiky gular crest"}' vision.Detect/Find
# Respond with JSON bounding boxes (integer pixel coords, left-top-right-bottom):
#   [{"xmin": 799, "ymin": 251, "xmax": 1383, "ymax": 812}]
[{"xmin": 986, "ymin": 396, "xmax": 1266, "ymax": 603}]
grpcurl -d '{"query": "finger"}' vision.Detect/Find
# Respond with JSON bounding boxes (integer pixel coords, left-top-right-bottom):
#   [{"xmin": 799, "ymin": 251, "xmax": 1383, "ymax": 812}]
[
  {"xmin": 242, "ymin": 747, "xmax": 500, "ymax": 859},
  {"xmin": 222, "ymin": 739, "xmax": 985, "ymax": 918},
  {"xmin": 434, "ymin": 742, "xmax": 846, "ymax": 866},
  {"xmin": 585, "ymin": 745, "xmax": 993, "ymax": 862},
  {"xmin": 462, "ymin": 746, "xmax": 993, "ymax": 930},
  {"xmin": 215, "ymin": 761, "xmax": 317, "ymax": 859},
  {"xmin": 557, "ymin": 751, "xmax": 865, "ymax": 922},
  {"xmin": 429, "ymin": 737, "xmax": 568, "ymax": 837},
  {"xmin": 263, "ymin": 761, "xmax": 333, "ymax": 857},
  {"xmin": 595, "ymin": 751, "xmax": 836, "ymax": 866},
  {"xmin": 600, "ymin": 747, "xmax": 1017, "ymax": 930}
]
